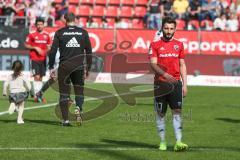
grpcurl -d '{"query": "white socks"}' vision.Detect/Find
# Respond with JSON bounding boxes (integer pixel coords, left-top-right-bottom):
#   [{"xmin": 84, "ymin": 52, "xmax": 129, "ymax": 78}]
[
  {"xmin": 156, "ymin": 114, "xmax": 165, "ymax": 142},
  {"xmin": 173, "ymin": 114, "xmax": 182, "ymax": 142},
  {"xmin": 156, "ymin": 113, "xmax": 183, "ymax": 143},
  {"xmin": 33, "ymin": 81, "xmax": 43, "ymax": 95},
  {"xmin": 8, "ymin": 103, "xmax": 16, "ymax": 115},
  {"xmin": 9, "ymin": 102, "xmax": 25, "ymax": 124},
  {"xmin": 17, "ymin": 102, "xmax": 24, "ymax": 124}
]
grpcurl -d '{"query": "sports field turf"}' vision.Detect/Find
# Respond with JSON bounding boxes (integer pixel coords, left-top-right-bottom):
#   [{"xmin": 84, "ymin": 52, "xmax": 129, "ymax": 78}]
[{"xmin": 0, "ymin": 82, "xmax": 239, "ymax": 160}]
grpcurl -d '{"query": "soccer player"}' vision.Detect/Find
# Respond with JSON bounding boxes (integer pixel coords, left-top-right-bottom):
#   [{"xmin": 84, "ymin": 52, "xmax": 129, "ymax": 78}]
[
  {"xmin": 48, "ymin": 12, "xmax": 92, "ymax": 126},
  {"xmin": 25, "ymin": 17, "xmax": 51, "ymax": 103},
  {"xmin": 149, "ymin": 17, "xmax": 188, "ymax": 151},
  {"xmin": 3, "ymin": 60, "xmax": 31, "ymax": 124}
]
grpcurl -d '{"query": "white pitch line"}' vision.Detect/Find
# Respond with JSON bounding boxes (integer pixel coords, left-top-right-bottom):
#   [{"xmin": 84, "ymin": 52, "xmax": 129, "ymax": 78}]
[
  {"xmin": 0, "ymin": 90, "xmax": 161, "ymax": 117},
  {"xmin": 0, "ymin": 86, "xmax": 217, "ymax": 117}
]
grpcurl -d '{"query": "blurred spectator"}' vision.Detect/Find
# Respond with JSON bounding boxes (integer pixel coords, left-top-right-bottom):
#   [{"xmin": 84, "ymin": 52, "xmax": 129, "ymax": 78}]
[
  {"xmin": 35, "ymin": 0, "xmax": 50, "ymax": 18},
  {"xmin": 147, "ymin": 0, "xmax": 163, "ymax": 29},
  {"xmin": 2, "ymin": 0, "xmax": 17, "ymax": 26},
  {"xmin": 172, "ymin": 0, "xmax": 189, "ymax": 19},
  {"xmin": 226, "ymin": 13, "xmax": 239, "ymax": 31},
  {"xmin": 187, "ymin": 0, "xmax": 201, "ymax": 21},
  {"xmin": 161, "ymin": 0, "xmax": 177, "ymax": 19},
  {"xmin": 200, "ymin": 0, "xmax": 219, "ymax": 21},
  {"xmin": 213, "ymin": 13, "xmax": 227, "ymax": 31},
  {"xmin": 56, "ymin": 0, "xmax": 69, "ymax": 20},
  {"xmin": 15, "ymin": 0, "xmax": 26, "ymax": 17},
  {"xmin": 86, "ymin": 17, "xmax": 99, "ymax": 28},
  {"xmin": 230, "ymin": 0, "xmax": 240, "ymax": 15},
  {"xmin": 55, "ymin": 14, "xmax": 65, "ymax": 28},
  {"xmin": 26, "ymin": 1, "xmax": 37, "ymax": 26},
  {"xmin": 101, "ymin": 18, "xmax": 108, "ymax": 28},
  {"xmin": 116, "ymin": 17, "xmax": 131, "ymax": 29}
]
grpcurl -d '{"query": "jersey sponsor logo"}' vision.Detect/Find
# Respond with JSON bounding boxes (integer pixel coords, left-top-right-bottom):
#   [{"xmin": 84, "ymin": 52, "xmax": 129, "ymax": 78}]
[
  {"xmin": 34, "ymin": 40, "xmax": 48, "ymax": 43},
  {"xmin": 63, "ymin": 32, "xmax": 82, "ymax": 35},
  {"xmin": 159, "ymin": 53, "xmax": 178, "ymax": 57},
  {"xmin": 174, "ymin": 45, "xmax": 179, "ymax": 51},
  {"xmin": 66, "ymin": 37, "xmax": 80, "ymax": 47}
]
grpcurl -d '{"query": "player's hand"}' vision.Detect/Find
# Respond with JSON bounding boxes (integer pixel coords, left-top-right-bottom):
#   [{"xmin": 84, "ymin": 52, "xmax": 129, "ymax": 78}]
[
  {"xmin": 50, "ymin": 69, "xmax": 57, "ymax": 79},
  {"xmin": 84, "ymin": 70, "xmax": 89, "ymax": 79},
  {"xmin": 182, "ymin": 85, "xmax": 187, "ymax": 97},
  {"xmin": 162, "ymin": 72, "xmax": 177, "ymax": 83},
  {"xmin": 35, "ymin": 47, "xmax": 43, "ymax": 55}
]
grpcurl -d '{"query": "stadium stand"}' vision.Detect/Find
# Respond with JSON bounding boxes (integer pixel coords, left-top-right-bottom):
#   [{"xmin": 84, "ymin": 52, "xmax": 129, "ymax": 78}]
[{"xmin": 0, "ymin": 0, "xmax": 239, "ymax": 31}]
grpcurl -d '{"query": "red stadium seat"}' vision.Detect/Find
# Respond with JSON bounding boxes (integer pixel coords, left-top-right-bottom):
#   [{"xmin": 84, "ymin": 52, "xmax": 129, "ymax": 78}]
[
  {"xmin": 54, "ymin": 0, "xmax": 62, "ymax": 3},
  {"xmin": 134, "ymin": 6, "xmax": 147, "ymax": 17},
  {"xmin": 81, "ymin": 0, "xmax": 94, "ymax": 5},
  {"xmin": 68, "ymin": 5, "xmax": 77, "ymax": 14},
  {"xmin": 92, "ymin": 17, "xmax": 102, "ymax": 26},
  {"xmin": 92, "ymin": 5, "xmax": 105, "ymax": 17},
  {"xmin": 176, "ymin": 19, "xmax": 185, "ymax": 30},
  {"xmin": 95, "ymin": 0, "xmax": 107, "ymax": 5},
  {"xmin": 108, "ymin": 0, "xmax": 121, "ymax": 6},
  {"xmin": 132, "ymin": 18, "xmax": 144, "ymax": 29},
  {"xmin": 121, "ymin": 0, "xmax": 135, "ymax": 6},
  {"xmin": 136, "ymin": 0, "xmax": 148, "ymax": 6},
  {"xmin": 78, "ymin": 5, "xmax": 91, "ymax": 17},
  {"xmin": 105, "ymin": 6, "xmax": 119, "ymax": 17},
  {"xmin": 119, "ymin": 6, "xmax": 133, "ymax": 18},
  {"xmin": 69, "ymin": 0, "xmax": 79, "ymax": 4},
  {"xmin": 188, "ymin": 20, "xmax": 200, "ymax": 30}
]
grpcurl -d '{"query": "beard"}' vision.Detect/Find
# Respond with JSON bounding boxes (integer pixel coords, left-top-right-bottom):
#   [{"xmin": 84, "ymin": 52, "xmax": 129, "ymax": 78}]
[{"xmin": 163, "ymin": 32, "xmax": 174, "ymax": 41}]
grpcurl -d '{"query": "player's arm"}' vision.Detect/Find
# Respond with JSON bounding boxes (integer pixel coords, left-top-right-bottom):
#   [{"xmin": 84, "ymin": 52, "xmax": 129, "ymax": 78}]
[
  {"xmin": 25, "ymin": 35, "xmax": 42, "ymax": 54},
  {"xmin": 180, "ymin": 59, "xmax": 187, "ymax": 97},
  {"xmin": 150, "ymin": 57, "xmax": 177, "ymax": 83},
  {"xmin": 48, "ymin": 32, "xmax": 59, "ymax": 78},
  {"xmin": 23, "ymin": 77, "xmax": 32, "ymax": 92},
  {"xmin": 84, "ymin": 31, "xmax": 92, "ymax": 78},
  {"xmin": 48, "ymin": 32, "xmax": 59, "ymax": 70}
]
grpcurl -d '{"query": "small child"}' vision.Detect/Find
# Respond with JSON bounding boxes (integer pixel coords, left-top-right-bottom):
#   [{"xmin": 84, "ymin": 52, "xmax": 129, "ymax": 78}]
[{"xmin": 3, "ymin": 60, "xmax": 31, "ymax": 124}]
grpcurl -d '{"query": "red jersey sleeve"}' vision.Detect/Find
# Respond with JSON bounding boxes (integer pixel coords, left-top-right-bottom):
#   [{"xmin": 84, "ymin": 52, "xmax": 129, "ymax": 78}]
[
  {"xmin": 47, "ymin": 34, "xmax": 51, "ymax": 45},
  {"xmin": 25, "ymin": 33, "xmax": 33, "ymax": 45},
  {"xmin": 179, "ymin": 42, "xmax": 185, "ymax": 59},
  {"xmin": 149, "ymin": 42, "xmax": 158, "ymax": 59}
]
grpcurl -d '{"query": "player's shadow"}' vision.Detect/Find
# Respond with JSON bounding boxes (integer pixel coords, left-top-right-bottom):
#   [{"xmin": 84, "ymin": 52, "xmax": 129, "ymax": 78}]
[
  {"xmin": 100, "ymin": 139, "xmax": 157, "ymax": 149},
  {"xmin": 0, "ymin": 119, "xmax": 60, "ymax": 126},
  {"xmin": 0, "ymin": 119, "xmax": 16, "ymax": 123},
  {"xmin": 215, "ymin": 117, "xmax": 240, "ymax": 124},
  {"xmin": 69, "ymin": 139, "xmax": 157, "ymax": 160},
  {"xmin": 24, "ymin": 119, "xmax": 61, "ymax": 126}
]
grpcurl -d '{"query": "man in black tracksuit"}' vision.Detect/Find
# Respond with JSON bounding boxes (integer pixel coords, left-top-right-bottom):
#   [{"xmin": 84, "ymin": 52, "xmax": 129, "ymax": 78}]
[{"xmin": 48, "ymin": 12, "xmax": 92, "ymax": 126}]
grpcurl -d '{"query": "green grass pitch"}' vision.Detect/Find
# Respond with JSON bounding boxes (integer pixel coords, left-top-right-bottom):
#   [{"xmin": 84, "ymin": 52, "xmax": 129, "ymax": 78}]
[{"xmin": 0, "ymin": 82, "xmax": 239, "ymax": 160}]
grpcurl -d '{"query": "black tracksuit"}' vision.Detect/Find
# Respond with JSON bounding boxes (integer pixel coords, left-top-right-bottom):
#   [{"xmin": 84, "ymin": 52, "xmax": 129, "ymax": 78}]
[{"xmin": 48, "ymin": 25, "xmax": 92, "ymax": 121}]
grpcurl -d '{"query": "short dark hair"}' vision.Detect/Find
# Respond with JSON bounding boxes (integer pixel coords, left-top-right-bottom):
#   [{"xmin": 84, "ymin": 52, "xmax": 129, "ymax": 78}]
[
  {"xmin": 64, "ymin": 12, "xmax": 75, "ymax": 23},
  {"xmin": 161, "ymin": 17, "xmax": 176, "ymax": 29},
  {"xmin": 35, "ymin": 17, "xmax": 45, "ymax": 25}
]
